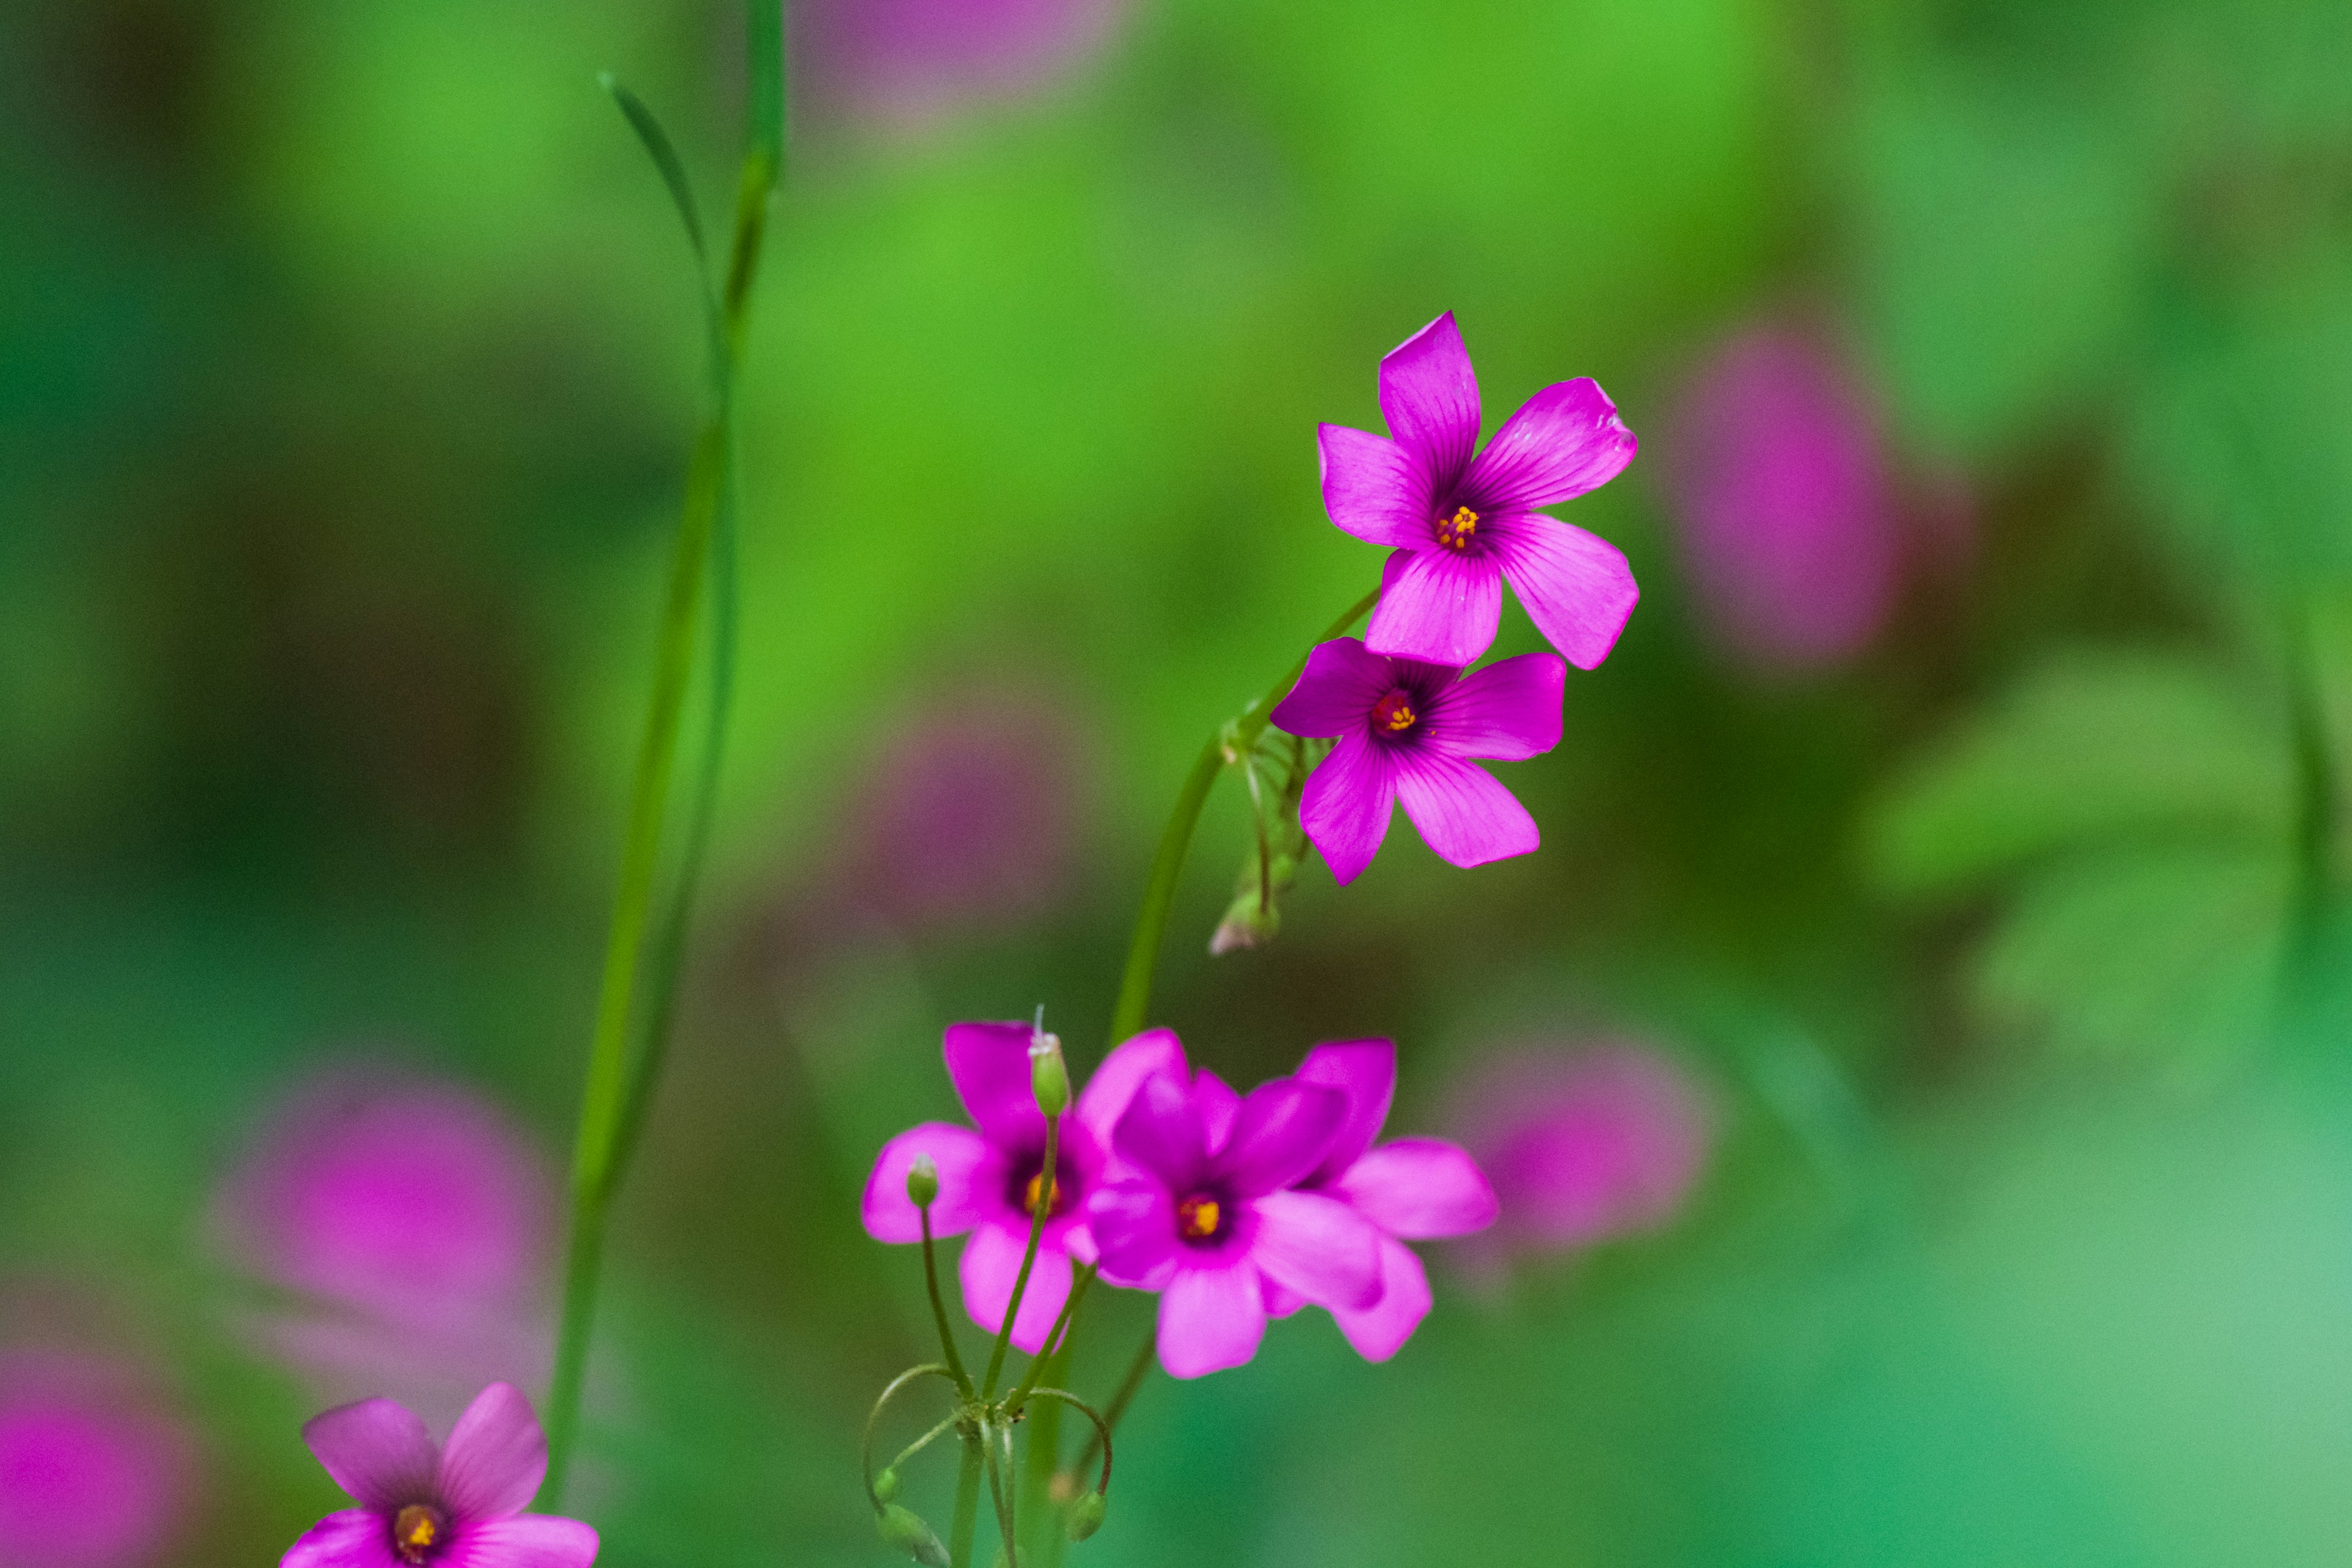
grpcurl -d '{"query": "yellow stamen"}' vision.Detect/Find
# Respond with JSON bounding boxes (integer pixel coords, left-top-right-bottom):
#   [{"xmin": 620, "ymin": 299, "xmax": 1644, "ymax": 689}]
[
  {"xmin": 1434, "ymin": 505, "xmax": 1478, "ymax": 550},
  {"xmin": 393, "ymin": 1504, "xmax": 442, "ymax": 1564},
  {"xmin": 1177, "ymin": 1195, "xmax": 1222, "ymax": 1242},
  {"xmin": 1023, "ymin": 1172, "xmax": 1062, "ymax": 1217},
  {"xmin": 1380, "ymin": 699, "xmax": 1415, "ymax": 732}
]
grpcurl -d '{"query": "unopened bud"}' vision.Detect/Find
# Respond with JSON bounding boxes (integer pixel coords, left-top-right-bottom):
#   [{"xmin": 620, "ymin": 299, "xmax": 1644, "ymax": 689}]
[
  {"xmin": 877, "ymin": 1503, "xmax": 949, "ymax": 1566},
  {"xmin": 873, "ymin": 1466, "xmax": 900, "ymax": 1503},
  {"xmin": 905, "ymin": 1155, "xmax": 939, "ymax": 1208},
  {"xmin": 1029, "ymin": 1030, "xmax": 1069, "ymax": 1117},
  {"xmin": 1065, "ymin": 1490, "xmax": 1107, "ymax": 1542}
]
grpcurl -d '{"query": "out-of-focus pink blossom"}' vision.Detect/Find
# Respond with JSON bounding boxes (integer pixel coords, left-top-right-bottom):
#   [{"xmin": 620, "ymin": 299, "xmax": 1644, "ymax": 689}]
[
  {"xmin": 1448, "ymin": 1044, "xmax": 1709, "ymax": 1270},
  {"xmin": 0, "ymin": 1351, "xmax": 194, "ymax": 1568},
  {"xmin": 793, "ymin": 0, "xmax": 1129, "ymax": 127}
]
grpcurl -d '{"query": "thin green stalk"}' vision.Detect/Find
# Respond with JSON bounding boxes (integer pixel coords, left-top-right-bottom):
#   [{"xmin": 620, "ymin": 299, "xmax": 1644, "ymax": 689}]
[
  {"xmin": 1107, "ymin": 587, "xmax": 1379, "ymax": 1043},
  {"xmin": 949, "ymin": 1438, "xmax": 984, "ymax": 1568},
  {"xmin": 922, "ymin": 1205, "xmax": 976, "ymax": 1398},
  {"xmin": 860, "ymin": 1364, "xmax": 956, "ymax": 1509},
  {"xmin": 984, "ymin": 1428, "xmax": 1019, "ymax": 1565},
  {"xmin": 981, "ymin": 1118, "xmax": 1058, "ymax": 1398},
  {"xmin": 1006, "ymin": 1265, "xmax": 1093, "ymax": 1417}
]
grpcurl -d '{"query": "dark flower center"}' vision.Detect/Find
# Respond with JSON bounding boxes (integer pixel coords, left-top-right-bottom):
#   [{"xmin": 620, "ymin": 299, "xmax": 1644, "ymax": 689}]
[
  {"xmin": 1007, "ymin": 1152, "xmax": 1074, "ymax": 1219},
  {"xmin": 1176, "ymin": 1193, "xmax": 1226, "ymax": 1245},
  {"xmin": 1370, "ymin": 690, "xmax": 1419, "ymax": 736},
  {"xmin": 1434, "ymin": 504, "xmax": 1479, "ymax": 551},
  {"xmin": 392, "ymin": 1504, "xmax": 447, "ymax": 1564}
]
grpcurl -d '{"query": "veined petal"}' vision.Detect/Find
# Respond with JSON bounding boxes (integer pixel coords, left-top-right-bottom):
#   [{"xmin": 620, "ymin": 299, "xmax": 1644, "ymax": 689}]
[
  {"xmin": 1365, "ymin": 547, "xmax": 1503, "ymax": 669},
  {"xmin": 1319, "ymin": 425, "xmax": 1434, "ymax": 547},
  {"xmin": 281, "ymin": 1508, "xmax": 402, "ymax": 1568},
  {"xmin": 1085, "ymin": 1177, "xmax": 1179, "ymax": 1290},
  {"xmin": 1250, "ymin": 1189, "xmax": 1383, "ymax": 1310},
  {"xmin": 862, "ymin": 1123, "xmax": 992, "ymax": 1243},
  {"xmin": 943, "ymin": 1022, "xmax": 1046, "ymax": 1146},
  {"xmin": 1464, "ymin": 377, "xmax": 1637, "ymax": 511},
  {"xmin": 1298, "ymin": 732, "xmax": 1395, "ymax": 888},
  {"xmin": 1423, "ymin": 652, "xmax": 1565, "ymax": 762},
  {"xmin": 1393, "ymin": 754, "xmax": 1538, "ymax": 869},
  {"xmin": 1296, "ymin": 1039, "xmax": 1396, "ymax": 1183},
  {"xmin": 1156, "ymin": 1264, "xmax": 1267, "ymax": 1379},
  {"xmin": 1074, "ymin": 1028, "xmax": 1188, "ymax": 1151},
  {"xmin": 437, "ymin": 1382, "xmax": 546, "ymax": 1524},
  {"xmin": 1112, "ymin": 1072, "xmax": 1208, "ymax": 1188},
  {"xmin": 1487, "ymin": 513, "xmax": 1638, "ymax": 672},
  {"xmin": 959, "ymin": 1222, "xmax": 1072, "ymax": 1355},
  {"xmin": 1329, "ymin": 1235, "xmax": 1433, "ymax": 1362},
  {"xmin": 1218, "ymin": 1080, "xmax": 1346, "ymax": 1197},
  {"xmin": 301, "ymin": 1398, "xmax": 436, "ymax": 1512},
  {"xmin": 1271, "ymin": 638, "xmax": 1394, "ymax": 741},
  {"xmin": 1335, "ymin": 1137, "xmax": 1499, "ymax": 1238},
  {"xmin": 444, "ymin": 1515, "xmax": 600, "ymax": 1568},
  {"xmin": 1378, "ymin": 312, "xmax": 1480, "ymax": 485}
]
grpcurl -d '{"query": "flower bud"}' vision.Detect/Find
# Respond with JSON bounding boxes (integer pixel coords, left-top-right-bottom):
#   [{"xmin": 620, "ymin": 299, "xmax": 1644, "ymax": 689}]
[
  {"xmin": 1028, "ymin": 1030, "xmax": 1069, "ymax": 1117},
  {"xmin": 1065, "ymin": 1489, "xmax": 1107, "ymax": 1541},
  {"xmin": 877, "ymin": 1503, "xmax": 950, "ymax": 1566},
  {"xmin": 873, "ymin": 1466, "xmax": 900, "ymax": 1503},
  {"xmin": 905, "ymin": 1154, "xmax": 939, "ymax": 1208}
]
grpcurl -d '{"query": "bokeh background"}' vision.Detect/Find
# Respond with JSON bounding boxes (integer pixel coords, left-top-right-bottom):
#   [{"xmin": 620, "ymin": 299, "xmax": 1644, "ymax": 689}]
[{"xmin": 6, "ymin": 0, "xmax": 2352, "ymax": 1562}]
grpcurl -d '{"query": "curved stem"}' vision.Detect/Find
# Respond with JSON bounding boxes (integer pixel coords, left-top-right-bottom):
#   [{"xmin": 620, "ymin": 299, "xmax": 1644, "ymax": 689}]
[
  {"xmin": 981, "ymin": 1117, "xmax": 1057, "ymax": 1398},
  {"xmin": 859, "ymin": 1363, "xmax": 957, "ymax": 1512},
  {"xmin": 888, "ymin": 1412, "xmax": 962, "ymax": 1478},
  {"xmin": 1025, "ymin": 1390, "xmax": 1114, "ymax": 1498},
  {"xmin": 921, "ymin": 1205, "xmax": 976, "ymax": 1398},
  {"xmin": 949, "ymin": 1438, "xmax": 984, "ymax": 1568},
  {"xmin": 1006, "ymin": 1265, "xmax": 1093, "ymax": 1417},
  {"xmin": 1068, "ymin": 1324, "xmax": 1154, "ymax": 1483}
]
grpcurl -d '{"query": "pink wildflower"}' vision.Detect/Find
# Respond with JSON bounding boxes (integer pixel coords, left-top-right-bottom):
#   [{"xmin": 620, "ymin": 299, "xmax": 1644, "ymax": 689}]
[{"xmin": 0, "ymin": 1351, "xmax": 193, "ymax": 1568}]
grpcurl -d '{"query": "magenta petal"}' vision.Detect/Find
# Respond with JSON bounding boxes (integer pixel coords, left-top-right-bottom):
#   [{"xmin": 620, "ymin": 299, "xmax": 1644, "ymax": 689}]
[
  {"xmin": 1295, "ymin": 1039, "xmax": 1395, "ymax": 1183},
  {"xmin": 1193, "ymin": 1069, "xmax": 1242, "ymax": 1152},
  {"xmin": 1298, "ymin": 732, "xmax": 1395, "ymax": 887},
  {"xmin": 862, "ymin": 1122, "xmax": 992, "ymax": 1244},
  {"xmin": 301, "ymin": 1398, "xmax": 437, "ymax": 1511},
  {"xmin": 1271, "ymin": 638, "xmax": 1394, "ymax": 741},
  {"xmin": 1218, "ymin": 1081, "xmax": 1346, "ymax": 1197},
  {"xmin": 943, "ymin": 1022, "xmax": 1046, "ymax": 1145},
  {"xmin": 1319, "ymin": 425, "xmax": 1433, "ymax": 548},
  {"xmin": 1487, "ymin": 513, "xmax": 1639, "ymax": 671},
  {"xmin": 1074, "ymin": 1028, "xmax": 1188, "ymax": 1150},
  {"xmin": 1365, "ymin": 546, "xmax": 1504, "ymax": 668},
  {"xmin": 281, "ymin": 1507, "xmax": 402, "ymax": 1568},
  {"xmin": 1261, "ymin": 1276, "xmax": 1307, "ymax": 1318},
  {"xmin": 444, "ymin": 1515, "xmax": 600, "ymax": 1567},
  {"xmin": 1329, "ymin": 1235, "xmax": 1433, "ymax": 1362},
  {"xmin": 959, "ymin": 1222, "xmax": 1071, "ymax": 1354},
  {"xmin": 1393, "ymin": 754, "xmax": 1538, "ymax": 869},
  {"xmin": 1426, "ymin": 652, "xmax": 1565, "ymax": 763},
  {"xmin": 1250, "ymin": 1189, "xmax": 1383, "ymax": 1310},
  {"xmin": 1156, "ymin": 1264, "xmax": 1267, "ymax": 1379},
  {"xmin": 1336, "ymin": 1137, "xmax": 1499, "ymax": 1238},
  {"xmin": 1378, "ymin": 312, "xmax": 1480, "ymax": 484},
  {"xmin": 1112, "ymin": 1072, "xmax": 1208, "ymax": 1187},
  {"xmin": 437, "ymin": 1383, "xmax": 545, "ymax": 1524},
  {"xmin": 1465, "ymin": 377, "xmax": 1636, "ymax": 511},
  {"xmin": 1085, "ymin": 1177, "xmax": 1179, "ymax": 1290}
]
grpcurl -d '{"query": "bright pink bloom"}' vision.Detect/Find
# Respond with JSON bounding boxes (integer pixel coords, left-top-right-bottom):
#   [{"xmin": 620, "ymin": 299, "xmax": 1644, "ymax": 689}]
[
  {"xmin": 282, "ymin": 1383, "xmax": 594, "ymax": 1568},
  {"xmin": 0, "ymin": 1352, "xmax": 192, "ymax": 1568},
  {"xmin": 795, "ymin": 0, "xmax": 1128, "ymax": 126},
  {"xmin": 1271, "ymin": 638, "xmax": 1564, "ymax": 885},
  {"xmin": 1253, "ymin": 1041, "xmax": 1496, "ymax": 1361},
  {"xmin": 862, "ymin": 1025, "xmax": 1179, "ymax": 1353},
  {"xmin": 1085, "ymin": 1048, "xmax": 1384, "ymax": 1379},
  {"xmin": 1664, "ymin": 324, "xmax": 1896, "ymax": 673},
  {"xmin": 1321, "ymin": 312, "xmax": 1639, "ymax": 669}
]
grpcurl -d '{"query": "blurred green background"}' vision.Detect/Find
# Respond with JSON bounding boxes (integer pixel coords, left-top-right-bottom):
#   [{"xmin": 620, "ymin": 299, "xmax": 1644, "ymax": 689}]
[{"xmin": 7, "ymin": 0, "xmax": 2352, "ymax": 1562}]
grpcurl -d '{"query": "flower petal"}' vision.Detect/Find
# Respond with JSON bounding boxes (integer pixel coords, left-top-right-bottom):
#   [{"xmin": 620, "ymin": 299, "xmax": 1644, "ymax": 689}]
[
  {"xmin": 1085, "ymin": 1177, "xmax": 1179, "ymax": 1290},
  {"xmin": 1194, "ymin": 1069, "xmax": 1242, "ymax": 1152},
  {"xmin": 1271, "ymin": 638, "xmax": 1394, "ymax": 741},
  {"xmin": 1295, "ymin": 1039, "xmax": 1395, "ymax": 1184},
  {"xmin": 1156, "ymin": 1264, "xmax": 1267, "ymax": 1379},
  {"xmin": 1319, "ymin": 425, "xmax": 1434, "ymax": 548},
  {"xmin": 301, "ymin": 1398, "xmax": 437, "ymax": 1511},
  {"xmin": 1112, "ymin": 1072, "xmax": 1208, "ymax": 1188},
  {"xmin": 437, "ymin": 1382, "xmax": 546, "ymax": 1524},
  {"xmin": 1074, "ymin": 1029, "xmax": 1188, "ymax": 1152},
  {"xmin": 1261, "ymin": 1276, "xmax": 1308, "ymax": 1318},
  {"xmin": 1464, "ymin": 377, "xmax": 1637, "ymax": 512},
  {"xmin": 1364, "ymin": 546, "xmax": 1503, "ymax": 668},
  {"xmin": 1298, "ymin": 732, "xmax": 1396, "ymax": 888},
  {"xmin": 1335, "ymin": 1137, "xmax": 1498, "ymax": 1238},
  {"xmin": 959, "ymin": 1221, "xmax": 1072, "ymax": 1354},
  {"xmin": 1378, "ymin": 312, "xmax": 1480, "ymax": 485},
  {"xmin": 862, "ymin": 1123, "xmax": 992, "ymax": 1243},
  {"xmin": 445, "ymin": 1515, "xmax": 601, "ymax": 1568},
  {"xmin": 1393, "ymin": 754, "xmax": 1538, "ymax": 869},
  {"xmin": 1250, "ymin": 1189, "xmax": 1383, "ymax": 1309},
  {"xmin": 1329, "ymin": 1235, "xmax": 1433, "ymax": 1362},
  {"xmin": 1423, "ymin": 651, "xmax": 1565, "ymax": 762},
  {"xmin": 1487, "ymin": 513, "xmax": 1638, "ymax": 672},
  {"xmin": 1217, "ymin": 1080, "xmax": 1346, "ymax": 1197},
  {"xmin": 943, "ymin": 1022, "xmax": 1046, "ymax": 1146},
  {"xmin": 282, "ymin": 1509, "xmax": 402, "ymax": 1568}
]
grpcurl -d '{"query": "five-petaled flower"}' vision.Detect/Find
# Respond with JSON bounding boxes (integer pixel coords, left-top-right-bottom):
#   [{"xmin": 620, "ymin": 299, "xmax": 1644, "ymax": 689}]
[
  {"xmin": 862, "ymin": 1023, "xmax": 1181, "ymax": 1352},
  {"xmin": 1272, "ymin": 636, "xmax": 1564, "ymax": 885},
  {"xmin": 1321, "ymin": 311, "xmax": 1639, "ymax": 669},
  {"xmin": 1085, "ymin": 1041, "xmax": 1385, "ymax": 1379},
  {"xmin": 281, "ymin": 1382, "xmax": 595, "ymax": 1567}
]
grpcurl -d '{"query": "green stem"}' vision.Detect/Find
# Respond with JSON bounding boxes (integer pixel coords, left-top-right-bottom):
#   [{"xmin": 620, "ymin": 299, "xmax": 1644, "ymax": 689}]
[
  {"xmin": 1106, "ymin": 587, "xmax": 1379, "ymax": 1043},
  {"xmin": 949, "ymin": 1438, "xmax": 984, "ymax": 1568},
  {"xmin": 922, "ymin": 1205, "xmax": 977, "ymax": 1399},
  {"xmin": 859, "ymin": 1363, "xmax": 957, "ymax": 1510},
  {"xmin": 1069, "ymin": 1325, "xmax": 1155, "ymax": 1482},
  {"xmin": 1006, "ymin": 1265, "xmax": 1093, "ymax": 1417},
  {"xmin": 981, "ymin": 1117, "xmax": 1058, "ymax": 1398},
  {"xmin": 984, "ymin": 1427, "xmax": 1020, "ymax": 1566}
]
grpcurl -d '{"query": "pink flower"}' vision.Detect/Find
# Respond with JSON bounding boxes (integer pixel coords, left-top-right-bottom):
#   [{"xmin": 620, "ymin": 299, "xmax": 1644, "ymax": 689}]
[
  {"xmin": 1084, "ymin": 1048, "xmax": 1383, "ymax": 1379},
  {"xmin": 282, "ymin": 1383, "xmax": 594, "ymax": 1567},
  {"xmin": 862, "ymin": 1025, "xmax": 1178, "ymax": 1353},
  {"xmin": 1663, "ymin": 323, "xmax": 1897, "ymax": 673},
  {"xmin": 1449, "ymin": 1045, "xmax": 1709, "ymax": 1268},
  {"xmin": 0, "ymin": 1352, "xmax": 193, "ymax": 1568},
  {"xmin": 1270, "ymin": 638, "xmax": 1564, "ymax": 885},
  {"xmin": 1320, "ymin": 312, "xmax": 1640, "ymax": 669},
  {"xmin": 794, "ymin": 0, "xmax": 1128, "ymax": 127},
  {"xmin": 1266, "ymin": 1041, "xmax": 1496, "ymax": 1361}
]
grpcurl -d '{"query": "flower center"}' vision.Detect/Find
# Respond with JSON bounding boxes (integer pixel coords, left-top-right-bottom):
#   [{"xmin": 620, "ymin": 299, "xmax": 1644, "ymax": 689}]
[
  {"xmin": 392, "ymin": 1504, "xmax": 447, "ymax": 1564},
  {"xmin": 1370, "ymin": 690, "xmax": 1418, "ymax": 735},
  {"xmin": 1176, "ymin": 1194, "xmax": 1224, "ymax": 1243},
  {"xmin": 1022, "ymin": 1171, "xmax": 1063, "ymax": 1218},
  {"xmin": 1434, "ymin": 505, "xmax": 1478, "ymax": 551}
]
